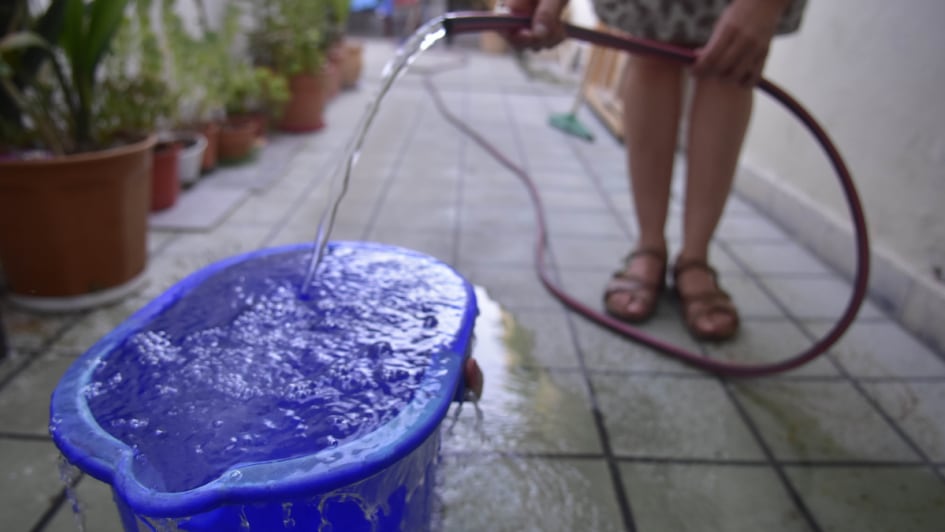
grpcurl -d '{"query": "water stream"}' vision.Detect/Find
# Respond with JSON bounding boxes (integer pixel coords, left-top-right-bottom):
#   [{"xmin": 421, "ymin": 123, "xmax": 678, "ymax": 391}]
[
  {"xmin": 58, "ymin": 454, "xmax": 86, "ymax": 532},
  {"xmin": 302, "ymin": 20, "xmax": 449, "ymax": 290}
]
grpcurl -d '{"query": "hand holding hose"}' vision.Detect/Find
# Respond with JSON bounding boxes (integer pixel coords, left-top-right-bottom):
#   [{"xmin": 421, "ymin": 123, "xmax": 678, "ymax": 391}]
[
  {"xmin": 694, "ymin": 0, "xmax": 792, "ymax": 86},
  {"xmin": 504, "ymin": 0, "xmax": 569, "ymax": 50}
]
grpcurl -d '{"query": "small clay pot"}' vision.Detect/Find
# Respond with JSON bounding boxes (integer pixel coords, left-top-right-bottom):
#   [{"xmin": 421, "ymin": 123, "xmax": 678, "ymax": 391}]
[
  {"xmin": 199, "ymin": 122, "xmax": 221, "ymax": 173},
  {"xmin": 218, "ymin": 119, "xmax": 256, "ymax": 162},
  {"xmin": 151, "ymin": 141, "xmax": 182, "ymax": 212},
  {"xmin": 279, "ymin": 73, "xmax": 327, "ymax": 133},
  {"xmin": 342, "ymin": 41, "xmax": 364, "ymax": 89}
]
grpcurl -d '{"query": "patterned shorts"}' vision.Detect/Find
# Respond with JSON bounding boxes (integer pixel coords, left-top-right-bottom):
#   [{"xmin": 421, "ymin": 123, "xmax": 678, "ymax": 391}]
[{"xmin": 592, "ymin": 0, "xmax": 809, "ymax": 46}]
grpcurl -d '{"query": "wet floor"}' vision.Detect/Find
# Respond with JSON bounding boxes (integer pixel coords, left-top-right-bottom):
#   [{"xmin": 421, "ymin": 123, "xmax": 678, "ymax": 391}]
[{"xmin": 2, "ymin": 39, "xmax": 945, "ymax": 531}]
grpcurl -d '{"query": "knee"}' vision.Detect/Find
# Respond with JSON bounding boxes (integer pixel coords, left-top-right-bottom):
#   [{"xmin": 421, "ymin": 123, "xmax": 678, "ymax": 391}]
[{"xmin": 625, "ymin": 54, "xmax": 683, "ymax": 78}]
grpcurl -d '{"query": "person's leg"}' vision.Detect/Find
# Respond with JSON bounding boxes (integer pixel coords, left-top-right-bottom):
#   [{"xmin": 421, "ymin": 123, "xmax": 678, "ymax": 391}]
[
  {"xmin": 675, "ymin": 76, "xmax": 752, "ymax": 338},
  {"xmin": 604, "ymin": 54, "xmax": 684, "ymax": 321}
]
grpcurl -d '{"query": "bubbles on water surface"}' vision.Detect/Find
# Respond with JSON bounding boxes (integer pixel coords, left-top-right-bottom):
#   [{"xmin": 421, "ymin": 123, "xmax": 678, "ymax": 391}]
[{"xmin": 85, "ymin": 245, "xmax": 472, "ymax": 493}]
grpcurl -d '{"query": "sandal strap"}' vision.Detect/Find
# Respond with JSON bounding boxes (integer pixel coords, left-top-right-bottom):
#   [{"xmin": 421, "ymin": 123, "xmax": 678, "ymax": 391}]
[
  {"xmin": 673, "ymin": 257, "xmax": 719, "ymax": 285},
  {"xmin": 624, "ymin": 247, "xmax": 667, "ymax": 265}
]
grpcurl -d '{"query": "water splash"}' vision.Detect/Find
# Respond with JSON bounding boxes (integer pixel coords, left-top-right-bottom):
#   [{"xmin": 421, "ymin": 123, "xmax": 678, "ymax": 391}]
[
  {"xmin": 302, "ymin": 20, "xmax": 449, "ymax": 291},
  {"xmin": 85, "ymin": 245, "xmax": 470, "ymax": 494},
  {"xmin": 57, "ymin": 455, "xmax": 85, "ymax": 532}
]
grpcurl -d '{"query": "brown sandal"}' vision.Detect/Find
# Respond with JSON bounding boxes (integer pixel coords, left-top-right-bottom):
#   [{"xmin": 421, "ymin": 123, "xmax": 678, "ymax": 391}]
[
  {"xmin": 673, "ymin": 258, "xmax": 740, "ymax": 342},
  {"xmin": 603, "ymin": 248, "xmax": 667, "ymax": 323}
]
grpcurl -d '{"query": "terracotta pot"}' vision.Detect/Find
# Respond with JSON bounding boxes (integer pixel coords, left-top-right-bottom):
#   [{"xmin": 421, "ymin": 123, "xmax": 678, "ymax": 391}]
[
  {"xmin": 151, "ymin": 142, "xmax": 181, "ymax": 212},
  {"xmin": 200, "ymin": 121, "xmax": 221, "ymax": 173},
  {"xmin": 325, "ymin": 61, "xmax": 342, "ymax": 102},
  {"xmin": 0, "ymin": 136, "xmax": 155, "ymax": 301},
  {"xmin": 342, "ymin": 41, "xmax": 364, "ymax": 89},
  {"xmin": 229, "ymin": 112, "xmax": 268, "ymax": 139},
  {"xmin": 279, "ymin": 73, "xmax": 327, "ymax": 133},
  {"xmin": 218, "ymin": 119, "xmax": 256, "ymax": 162}
]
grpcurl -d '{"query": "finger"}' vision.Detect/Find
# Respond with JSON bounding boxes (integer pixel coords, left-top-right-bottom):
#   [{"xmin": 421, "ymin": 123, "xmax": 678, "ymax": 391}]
[{"xmin": 694, "ymin": 28, "xmax": 735, "ymax": 76}]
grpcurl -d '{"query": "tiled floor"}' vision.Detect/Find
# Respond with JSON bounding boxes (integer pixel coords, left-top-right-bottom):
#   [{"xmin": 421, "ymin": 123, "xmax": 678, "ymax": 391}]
[{"xmin": 2, "ymin": 39, "xmax": 945, "ymax": 532}]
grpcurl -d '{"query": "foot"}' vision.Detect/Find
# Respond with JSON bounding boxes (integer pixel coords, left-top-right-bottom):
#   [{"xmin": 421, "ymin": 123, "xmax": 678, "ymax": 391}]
[
  {"xmin": 603, "ymin": 248, "xmax": 667, "ymax": 323},
  {"xmin": 673, "ymin": 257, "xmax": 740, "ymax": 341}
]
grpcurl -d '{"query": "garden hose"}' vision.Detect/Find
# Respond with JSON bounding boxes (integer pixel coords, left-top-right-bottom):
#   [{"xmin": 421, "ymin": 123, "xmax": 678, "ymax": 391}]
[{"xmin": 431, "ymin": 13, "xmax": 870, "ymax": 378}]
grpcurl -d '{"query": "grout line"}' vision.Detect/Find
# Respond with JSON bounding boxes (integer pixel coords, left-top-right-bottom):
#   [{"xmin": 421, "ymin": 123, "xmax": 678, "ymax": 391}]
[
  {"xmin": 440, "ymin": 449, "xmax": 938, "ymax": 468},
  {"xmin": 359, "ymin": 99, "xmax": 430, "ymax": 240},
  {"xmin": 441, "ymin": 450, "xmax": 606, "ymax": 461},
  {"xmin": 30, "ymin": 487, "xmax": 68, "ymax": 532},
  {"xmin": 0, "ymin": 432, "xmax": 53, "ymax": 442},
  {"xmin": 0, "ymin": 312, "xmax": 86, "ymax": 395},
  {"xmin": 720, "ymin": 380, "xmax": 825, "ymax": 532},
  {"xmin": 554, "ymin": 92, "xmax": 823, "ymax": 529},
  {"xmin": 260, "ymin": 142, "xmax": 348, "ymax": 247},
  {"xmin": 499, "ymin": 88, "xmax": 637, "ymax": 532},
  {"xmin": 720, "ymin": 240, "xmax": 945, "ymax": 486}
]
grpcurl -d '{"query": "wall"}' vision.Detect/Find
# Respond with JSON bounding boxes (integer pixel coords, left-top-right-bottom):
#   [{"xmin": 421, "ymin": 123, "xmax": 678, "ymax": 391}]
[{"xmin": 744, "ymin": 0, "xmax": 945, "ymax": 281}]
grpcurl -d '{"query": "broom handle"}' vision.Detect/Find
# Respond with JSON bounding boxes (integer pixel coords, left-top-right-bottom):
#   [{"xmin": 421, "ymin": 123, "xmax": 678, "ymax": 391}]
[{"xmin": 569, "ymin": 46, "xmax": 592, "ymax": 115}]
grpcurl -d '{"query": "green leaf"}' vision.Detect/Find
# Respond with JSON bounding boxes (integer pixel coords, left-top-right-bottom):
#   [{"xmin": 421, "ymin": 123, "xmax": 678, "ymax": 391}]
[
  {"xmin": 0, "ymin": 32, "xmax": 50, "ymax": 55},
  {"xmin": 59, "ymin": 0, "xmax": 85, "ymax": 75},
  {"xmin": 84, "ymin": 0, "xmax": 130, "ymax": 76}
]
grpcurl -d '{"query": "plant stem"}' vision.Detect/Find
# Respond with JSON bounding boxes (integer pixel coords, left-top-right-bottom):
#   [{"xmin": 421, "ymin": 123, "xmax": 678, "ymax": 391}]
[{"xmin": 0, "ymin": 76, "xmax": 65, "ymax": 154}]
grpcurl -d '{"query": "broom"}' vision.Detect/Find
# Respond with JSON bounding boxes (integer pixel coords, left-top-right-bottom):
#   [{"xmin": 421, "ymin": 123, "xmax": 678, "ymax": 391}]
[{"xmin": 549, "ymin": 51, "xmax": 594, "ymax": 142}]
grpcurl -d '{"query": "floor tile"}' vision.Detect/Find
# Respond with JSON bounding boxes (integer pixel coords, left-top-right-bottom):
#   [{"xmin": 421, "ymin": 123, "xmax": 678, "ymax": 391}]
[
  {"xmin": 716, "ymin": 215, "xmax": 789, "ymax": 241},
  {"xmin": 621, "ymin": 463, "xmax": 810, "ymax": 532},
  {"xmin": 461, "ymin": 182, "xmax": 532, "ymax": 209},
  {"xmin": 495, "ymin": 308, "xmax": 583, "ymax": 368},
  {"xmin": 44, "ymin": 476, "xmax": 124, "ymax": 532},
  {"xmin": 785, "ymin": 466, "xmax": 945, "ymax": 532},
  {"xmin": 225, "ymin": 194, "xmax": 296, "ymax": 226},
  {"xmin": 159, "ymin": 224, "xmax": 271, "ymax": 263},
  {"xmin": 0, "ymin": 439, "xmax": 64, "ymax": 532},
  {"xmin": 47, "ymin": 297, "xmax": 149, "ymax": 355},
  {"xmin": 545, "ymin": 210, "xmax": 631, "ymax": 240},
  {"xmin": 715, "ymin": 273, "xmax": 788, "ymax": 319},
  {"xmin": 461, "ymin": 266, "xmax": 562, "ymax": 311},
  {"xmin": 863, "ymin": 382, "xmax": 945, "ymax": 462},
  {"xmin": 550, "ymin": 236, "xmax": 638, "ymax": 270},
  {"xmin": 366, "ymin": 227, "xmax": 456, "ymax": 264},
  {"xmin": 704, "ymin": 319, "xmax": 840, "ymax": 377},
  {"xmin": 806, "ymin": 321, "xmax": 945, "ymax": 378},
  {"xmin": 0, "ymin": 305, "xmax": 76, "ymax": 351},
  {"xmin": 434, "ymin": 456, "xmax": 623, "ymax": 532},
  {"xmin": 441, "ymin": 291, "xmax": 598, "ymax": 454},
  {"xmin": 0, "ymin": 351, "xmax": 76, "ymax": 435},
  {"xmin": 572, "ymin": 316, "xmax": 702, "ymax": 374},
  {"xmin": 457, "ymin": 229, "xmax": 534, "ymax": 267},
  {"xmin": 761, "ymin": 277, "xmax": 885, "ymax": 320},
  {"xmin": 732, "ymin": 380, "xmax": 919, "ymax": 462},
  {"xmin": 592, "ymin": 375, "xmax": 765, "ymax": 459},
  {"xmin": 726, "ymin": 241, "xmax": 832, "ymax": 275}
]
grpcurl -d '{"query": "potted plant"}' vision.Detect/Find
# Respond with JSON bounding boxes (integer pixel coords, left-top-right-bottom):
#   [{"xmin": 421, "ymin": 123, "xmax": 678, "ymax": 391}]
[
  {"xmin": 247, "ymin": 0, "xmax": 330, "ymax": 132},
  {"xmin": 325, "ymin": 0, "xmax": 363, "ymax": 90},
  {"xmin": 0, "ymin": 0, "xmax": 158, "ymax": 309},
  {"xmin": 102, "ymin": 0, "xmax": 181, "ymax": 211},
  {"xmin": 225, "ymin": 66, "xmax": 289, "ymax": 141},
  {"xmin": 161, "ymin": 0, "xmax": 225, "ymax": 174}
]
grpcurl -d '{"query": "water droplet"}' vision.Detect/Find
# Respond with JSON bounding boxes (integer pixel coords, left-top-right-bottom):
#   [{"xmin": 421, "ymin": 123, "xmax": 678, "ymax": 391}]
[
  {"xmin": 228, "ymin": 470, "xmax": 242, "ymax": 481},
  {"xmin": 423, "ymin": 316, "xmax": 438, "ymax": 328}
]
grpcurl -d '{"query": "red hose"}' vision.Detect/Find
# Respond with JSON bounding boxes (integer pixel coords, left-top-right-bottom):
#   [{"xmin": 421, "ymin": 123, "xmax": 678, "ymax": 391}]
[{"xmin": 434, "ymin": 13, "xmax": 870, "ymax": 377}]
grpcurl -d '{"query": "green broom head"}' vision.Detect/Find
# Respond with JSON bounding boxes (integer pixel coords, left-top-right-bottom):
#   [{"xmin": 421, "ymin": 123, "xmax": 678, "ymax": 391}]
[{"xmin": 549, "ymin": 113, "xmax": 594, "ymax": 142}]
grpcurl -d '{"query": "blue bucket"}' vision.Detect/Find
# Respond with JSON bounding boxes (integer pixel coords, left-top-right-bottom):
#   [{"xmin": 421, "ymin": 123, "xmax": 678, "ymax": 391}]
[{"xmin": 49, "ymin": 241, "xmax": 478, "ymax": 531}]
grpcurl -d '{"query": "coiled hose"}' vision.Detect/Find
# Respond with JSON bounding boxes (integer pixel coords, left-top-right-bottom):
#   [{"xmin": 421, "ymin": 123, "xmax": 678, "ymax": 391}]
[{"xmin": 433, "ymin": 13, "xmax": 870, "ymax": 377}]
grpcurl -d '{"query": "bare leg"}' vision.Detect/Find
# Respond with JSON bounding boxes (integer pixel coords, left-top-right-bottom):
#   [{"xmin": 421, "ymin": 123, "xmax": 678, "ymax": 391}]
[
  {"xmin": 677, "ymin": 76, "xmax": 752, "ymax": 336},
  {"xmin": 604, "ymin": 54, "xmax": 684, "ymax": 320}
]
